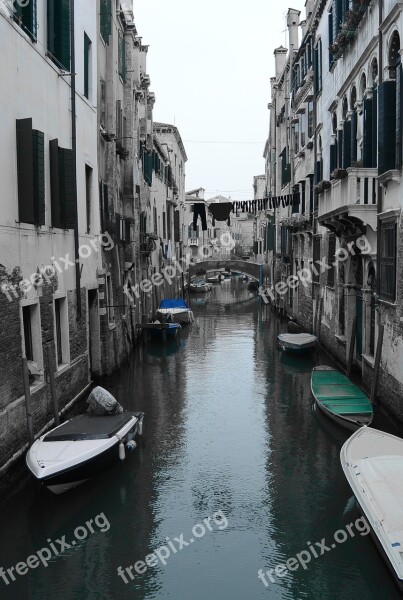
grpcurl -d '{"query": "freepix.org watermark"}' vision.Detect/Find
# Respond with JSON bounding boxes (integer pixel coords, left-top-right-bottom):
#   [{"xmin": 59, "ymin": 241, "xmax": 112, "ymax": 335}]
[
  {"xmin": 258, "ymin": 235, "xmax": 371, "ymax": 304},
  {"xmin": 0, "ymin": 512, "xmax": 110, "ymax": 586},
  {"xmin": 258, "ymin": 515, "xmax": 370, "ymax": 588},
  {"xmin": 0, "ymin": 232, "xmax": 114, "ymax": 302},
  {"xmin": 117, "ymin": 510, "xmax": 229, "ymax": 584}
]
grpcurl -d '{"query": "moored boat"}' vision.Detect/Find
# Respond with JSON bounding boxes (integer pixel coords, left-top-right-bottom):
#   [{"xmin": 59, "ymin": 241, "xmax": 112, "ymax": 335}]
[
  {"xmin": 149, "ymin": 321, "xmax": 182, "ymax": 338},
  {"xmin": 287, "ymin": 320, "xmax": 305, "ymax": 334},
  {"xmin": 277, "ymin": 333, "xmax": 317, "ymax": 353},
  {"xmin": 189, "ymin": 278, "xmax": 211, "ymax": 293},
  {"xmin": 156, "ymin": 298, "xmax": 194, "ymax": 324},
  {"xmin": 26, "ymin": 387, "xmax": 144, "ymax": 494},
  {"xmin": 341, "ymin": 427, "xmax": 403, "ymax": 590},
  {"xmin": 311, "ymin": 366, "xmax": 373, "ymax": 430}
]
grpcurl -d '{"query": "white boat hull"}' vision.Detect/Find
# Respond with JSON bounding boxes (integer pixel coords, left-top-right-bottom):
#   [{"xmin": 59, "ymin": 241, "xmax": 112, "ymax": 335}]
[
  {"xmin": 341, "ymin": 427, "xmax": 403, "ymax": 589},
  {"xmin": 156, "ymin": 308, "xmax": 194, "ymax": 324}
]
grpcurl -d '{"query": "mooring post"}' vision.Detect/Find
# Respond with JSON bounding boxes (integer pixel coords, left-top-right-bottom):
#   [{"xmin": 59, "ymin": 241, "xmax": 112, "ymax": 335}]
[
  {"xmin": 46, "ymin": 345, "xmax": 60, "ymax": 426},
  {"xmin": 346, "ymin": 316, "xmax": 357, "ymax": 378},
  {"xmin": 22, "ymin": 358, "xmax": 34, "ymax": 446},
  {"xmin": 370, "ymin": 324, "xmax": 384, "ymax": 405}
]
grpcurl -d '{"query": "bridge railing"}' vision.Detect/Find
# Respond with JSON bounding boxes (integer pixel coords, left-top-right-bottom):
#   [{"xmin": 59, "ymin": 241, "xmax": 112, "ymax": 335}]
[{"xmin": 189, "ymin": 259, "xmax": 261, "ymax": 280}]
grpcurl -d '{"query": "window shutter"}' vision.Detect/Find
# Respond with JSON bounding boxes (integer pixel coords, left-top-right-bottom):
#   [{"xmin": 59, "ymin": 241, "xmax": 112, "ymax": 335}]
[
  {"xmin": 371, "ymin": 87, "xmax": 377, "ymax": 168},
  {"xmin": 84, "ymin": 33, "xmax": 91, "ymax": 98},
  {"xmin": 125, "ymin": 219, "xmax": 131, "ymax": 242},
  {"xmin": 378, "ymin": 80, "xmax": 397, "ymax": 174},
  {"xmin": 118, "ymin": 33, "xmax": 126, "ymax": 81},
  {"xmin": 16, "ymin": 119, "xmax": 34, "ymax": 224},
  {"xmin": 267, "ymin": 223, "xmax": 275, "ymax": 252},
  {"xmin": 313, "ymin": 236, "xmax": 321, "ymax": 283},
  {"xmin": 115, "ymin": 214, "xmax": 121, "ymax": 243},
  {"xmin": 50, "ymin": 139, "xmax": 61, "ymax": 228},
  {"xmin": 59, "ymin": 0, "xmax": 71, "ymax": 71},
  {"xmin": 14, "ymin": 0, "xmax": 37, "ymax": 39},
  {"xmin": 363, "ymin": 98, "xmax": 373, "ymax": 168},
  {"xmin": 59, "ymin": 147, "xmax": 76, "ymax": 229},
  {"xmin": 174, "ymin": 210, "xmax": 180, "ymax": 242},
  {"xmin": 351, "ymin": 109, "xmax": 358, "ymax": 163},
  {"xmin": 333, "ymin": 0, "xmax": 342, "ymax": 41},
  {"xmin": 337, "ymin": 128, "xmax": 343, "ymax": 168},
  {"xmin": 328, "ymin": 12, "xmax": 333, "ymax": 70},
  {"xmin": 327, "ymin": 235, "xmax": 336, "ymax": 286},
  {"xmin": 330, "ymin": 143, "xmax": 337, "ymax": 175},
  {"xmin": 342, "ymin": 120, "xmax": 351, "ymax": 168},
  {"xmin": 100, "ymin": 0, "xmax": 112, "ymax": 43},
  {"xmin": 48, "ymin": 0, "xmax": 71, "ymax": 70},
  {"xmin": 396, "ymin": 63, "xmax": 403, "ymax": 169},
  {"xmin": 32, "ymin": 130, "xmax": 45, "ymax": 225}
]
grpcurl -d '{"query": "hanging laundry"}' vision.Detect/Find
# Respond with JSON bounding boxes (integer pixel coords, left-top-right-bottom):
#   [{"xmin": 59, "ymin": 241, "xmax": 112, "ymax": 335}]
[
  {"xmin": 193, "ymin": 204, "xmax": 207, "ymax": 231},
  {"xmin": 208, "ymin": 203, "xmax": 232, "ymax": 227}
]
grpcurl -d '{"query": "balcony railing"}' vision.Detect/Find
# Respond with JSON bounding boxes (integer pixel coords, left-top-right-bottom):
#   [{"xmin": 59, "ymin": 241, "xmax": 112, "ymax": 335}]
[
  {"xmin": 319, "ymin": 167, "xmax": 377, "ymax": 216},
  {"xmin": 318, "ymin": 167, "xmax": 378, "ymax": 233},
  {"xmin": 189, "ymin": 239, "xmax": 199, "ymax": 247}
]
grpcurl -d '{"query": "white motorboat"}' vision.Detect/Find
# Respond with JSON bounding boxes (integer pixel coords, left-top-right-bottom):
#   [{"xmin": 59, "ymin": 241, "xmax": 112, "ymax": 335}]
[
  {"xmin": 341, "ymin": 427, "xmax": 403, "ymax": 590},
  {"xmin": 26, "ymin": 387, "xmax": 144, "ymax": 494},
  {"xmin": 156, "ymin": 298, "xmax": 194, "ymax": 324},
  {"xmin": 277, "ymin": 333, "xmax": 317, "ymax": 353}
]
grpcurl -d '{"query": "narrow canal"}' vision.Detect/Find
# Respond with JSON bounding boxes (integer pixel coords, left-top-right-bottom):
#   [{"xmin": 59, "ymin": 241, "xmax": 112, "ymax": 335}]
[{"xmin": 0, "ymin": 279, "xmax": 400, "ymax": 599}]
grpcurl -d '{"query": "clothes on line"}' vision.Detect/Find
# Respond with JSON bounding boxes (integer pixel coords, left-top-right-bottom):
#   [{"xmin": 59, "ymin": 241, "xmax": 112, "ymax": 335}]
[{"xmin": 193, "ymin": 203, "xmax": 207, "ymax": 231}]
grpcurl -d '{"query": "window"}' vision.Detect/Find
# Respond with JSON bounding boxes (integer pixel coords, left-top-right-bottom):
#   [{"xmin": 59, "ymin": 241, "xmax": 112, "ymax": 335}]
[
  {"xmin": 378, "ymin": 80, "xmax": 396, "ymax": 173},
  {"xmin": 49, "ymin": 139, "xmax": 76, "ymax": 229},
  {"xmin": 380, "ymin": 221, "xmax": 397, "ymax": 302},
  {"xmin": 54, "ymin": 297, "xmax": 69, "ymax": 366},
  {"xmin": 314, "ymin": 39, "xmax": 322, "ymax": 94},
  {"xmin": 16, "ymin": 119, "xmax": 45, "ymax": 225},
  {"xmin": 118, "ymin": 32, "xmax": 126, "ymax": 81},
  {"xmin": 300, "ymin": 111, "xmax": 307, "ymax": 148},
  {"xmin": 106, "ymin": 275, "xmax": 114, "ymax": 323},
  {"xmin": 327, "ymin": 235, "xmax": 336, "ymax": 287},
  {"xmin": 307, "ymin": 102, "xmax": 314, "ymax": 138},
  {"xmin": 84, "ymin": 33, "xmax": 92, "ymax": 99},
  {"xmin": 174, "ymin": 210, "xmax": 180, "ymax": 243},
  {"xmin": 85, "ymin": 165, "xmax": 92, "ymax": 234},
  {"xmin": 13, "ymin": 0, "xmax": 37, "ymax": 39},
  {"xmin": 100, "ymin": 80, "xmax": 106, "ymax": 127},
  {"xmin": 21, "ymin": 301, "xmax": 43, "ymax": 384},
  {"xmin": 47, "ymin": 0, "xmax": 71, "ymax": 71},
  {"xmin": 23, "ymin": 306, "xmax": 33, "ymax": 361},
  {"xmin": 167, "ymin": 206, "xmax": 172, "ymax": 241},
  {"xmin": 153, "ymin": 206, "xmax": 158, "ymax": 235},
  {"xmin": 313, "ymin": 236, "xmax": 321, "ymax": 284},
  {"xmin": 100, "ymin": 0, "xmax": 112, "ymax": 43},
  {"xmin": 116, "ymin": 100, "xmax": 123, "ymax": 141},
  {"xmin": 280, "ymin": 149, "xmax": 291, "ymax": 188}
]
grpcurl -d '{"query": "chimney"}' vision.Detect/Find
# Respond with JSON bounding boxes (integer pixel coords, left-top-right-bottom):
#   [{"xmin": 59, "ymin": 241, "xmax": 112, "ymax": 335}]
[
  {"xmin": 274, "ymin": 47, "xmax": 288, "ymax": 80},
  {"xmin": 300, "ymin": 20, "xmax": 307, "ymax": 39},
  {"xmin": 287, "ymin": 8, "xmax": 301, "ymax": 52}
]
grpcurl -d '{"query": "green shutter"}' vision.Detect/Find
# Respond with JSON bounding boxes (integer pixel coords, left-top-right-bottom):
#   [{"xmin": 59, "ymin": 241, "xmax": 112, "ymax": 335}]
[
  {"xmin": 328, "ymin": 12, "xmax": 333, "ymax": 69},
  {"xmin": 14, "ymin": 0, "xmax": 37, "ymax": 39},
  {"xmin": 351, "ymin": 109, "xmax": 357, "ymax": 163},
  {"xmin": 363, "ymin": 98, "xmax": 373, "ymax": 168},
  {"xmin": 343, "ymin": 120, "xmax": 351, "ymax": 168},
  {"xmin": 372, "ymin": 87, "xmax": 377, "ymax": 168},
  {"xmin": 48, "ymin": 0, "xmax": 70, "ymax": 71},
  {"xmin": 396, "ymin": 64, "xmax": 402, "ymax": 169},
  {"xmin": 50, "ymin": 139, "xmax": 61, "ymax": 228},
  {"xmin": 378, "ymin": 80, "xmax": 397, "ymax": 174},
  {"xmin": 337, "ymin": 128, "xmax": 343, "ymax": 168},
  {"xmin": 330, "ymin": 143, "xmax": 337, "ymax": 175},
  {"xmin": 32, "ymin": 130, "xmax": 45, "ymax": 225},
  {"xmin": 100, "ymin": 0, "xmax": 112, "ymax": 43},
  {"xmin": 84, "ymin": 33, "xmax": 91, "ymax": 98},
  {"xmin": 16, "ymin": 119, "xmax": 34, "ymax": 224},
  {"xmin": 174, "ymin": 211, "xmax": 180, "ymax": 242}
]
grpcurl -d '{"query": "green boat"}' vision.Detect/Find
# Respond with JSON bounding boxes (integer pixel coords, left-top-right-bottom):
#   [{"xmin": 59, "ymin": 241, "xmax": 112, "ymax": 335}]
[{"xmin": 311, "ymin": 366, "xmax": 374, "ymax": 431}]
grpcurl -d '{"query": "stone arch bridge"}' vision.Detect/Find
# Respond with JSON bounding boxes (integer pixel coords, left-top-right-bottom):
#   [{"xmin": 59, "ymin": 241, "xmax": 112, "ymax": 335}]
[{"xmin": 189, "ymin": 259, "xmax": 266, "ymax": 283}]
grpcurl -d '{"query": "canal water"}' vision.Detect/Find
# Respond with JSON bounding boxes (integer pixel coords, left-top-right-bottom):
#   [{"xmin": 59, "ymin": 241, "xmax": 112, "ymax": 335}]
[{"xmin": 0, "ymin": 278, "xmax": 400, "ymax": 599}]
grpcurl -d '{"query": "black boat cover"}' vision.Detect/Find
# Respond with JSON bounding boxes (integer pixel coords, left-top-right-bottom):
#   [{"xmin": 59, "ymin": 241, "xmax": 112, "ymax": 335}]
[{"xmin": 44, "ymin": 413, "xmax": 143, "ymax": 442}]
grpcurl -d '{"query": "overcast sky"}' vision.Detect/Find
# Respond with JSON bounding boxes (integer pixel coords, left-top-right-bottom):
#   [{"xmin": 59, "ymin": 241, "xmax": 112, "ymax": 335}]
[{"xmin": 133, "ymin": 0, "xmax": 306, "ymax": 200}]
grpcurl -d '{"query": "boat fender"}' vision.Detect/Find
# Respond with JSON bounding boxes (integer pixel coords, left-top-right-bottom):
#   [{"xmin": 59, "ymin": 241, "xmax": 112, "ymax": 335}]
[
  {"xmin": 119, "ymin": 442, "xmax": 126, "ymax": 461},
  {"xmin": 138, "ymin": 420, "xmax": 144, "ymax": 436},
  {"xmin": 126, "ymin": 440, "xmax": 137, "ymax": 452}
]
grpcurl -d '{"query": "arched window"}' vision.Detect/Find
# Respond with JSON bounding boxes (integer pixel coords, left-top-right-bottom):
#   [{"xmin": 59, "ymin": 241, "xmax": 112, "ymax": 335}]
[
  {"xmin": 389, "ymin": 30, "xmax": 401, "ymax": 79},
  {"xmin": 370, "ymin": 58, "xmax": 378, "ymax": 85},
  {"xmin": 342, "ymin": 96, "xmax": 348, "ymax": 119},
  {"xmin": 350, "ymin": 86, "xmax": 357, "ymax": 109},
  {"xmin": 360, "ymin": 73, "xmax": 367, "ymax": 98}
]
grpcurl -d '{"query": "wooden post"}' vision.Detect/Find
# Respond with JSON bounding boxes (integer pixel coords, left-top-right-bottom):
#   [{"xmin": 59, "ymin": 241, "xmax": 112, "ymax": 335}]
[
  {"xmin": 46, "ymin": 345, "xmax": 60, "ymax": 426},
  {"xmin": 22, "ymin": 358, "xmax": 34, "ymax": 446},
  {"xmin": 317, "ymin": 296, "xmax": 324, "ymax": 342},
  {"xmin": 346, "ymin": 316, "xmax": 357, "ymax": 378},
  {"xmin": 370, "ymin": 324, "xmax": 384, "ymax": 405}
]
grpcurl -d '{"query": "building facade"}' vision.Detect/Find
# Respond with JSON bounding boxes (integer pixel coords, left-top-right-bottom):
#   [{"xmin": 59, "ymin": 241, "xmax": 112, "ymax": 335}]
[{"xmin": 265, "ymin": 0, "xmax": 403, "ymax": 419}]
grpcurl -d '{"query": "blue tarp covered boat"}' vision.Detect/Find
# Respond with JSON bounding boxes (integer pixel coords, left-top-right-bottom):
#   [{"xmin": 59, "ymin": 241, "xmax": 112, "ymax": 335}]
[{"xmin": 156, "ymin": 299, "xmax": 194, "ymax": 324}]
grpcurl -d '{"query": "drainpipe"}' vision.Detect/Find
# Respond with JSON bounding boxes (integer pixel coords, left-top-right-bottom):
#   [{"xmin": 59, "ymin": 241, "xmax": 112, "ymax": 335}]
[
  {"xmin": 376, "ymin": 0, "xmax": 383, "ymax": 303},
  {"xmin": 70, "ymin": 0, "xmax": 81, "ymax": 319}
]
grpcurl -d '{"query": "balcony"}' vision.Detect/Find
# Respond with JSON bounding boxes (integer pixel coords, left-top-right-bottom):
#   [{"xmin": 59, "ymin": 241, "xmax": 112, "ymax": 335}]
[
  {"xmin": 318, "ymin": 167, "xmax": 378, "ymax": 235},
  {"xmin": 189, "ymin": 239, "xmax": 199, "ymax": 247}
]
